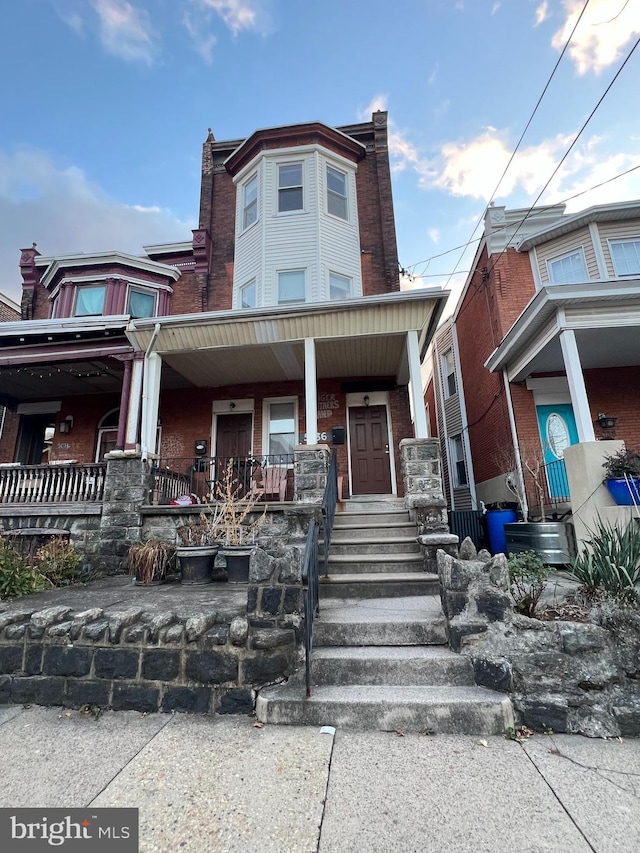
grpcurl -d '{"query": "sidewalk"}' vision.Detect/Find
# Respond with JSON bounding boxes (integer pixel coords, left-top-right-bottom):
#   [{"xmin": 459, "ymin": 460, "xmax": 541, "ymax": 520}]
[{"xmin": 1, "ymin": 705, "xmax": 638, "ymax": 852}]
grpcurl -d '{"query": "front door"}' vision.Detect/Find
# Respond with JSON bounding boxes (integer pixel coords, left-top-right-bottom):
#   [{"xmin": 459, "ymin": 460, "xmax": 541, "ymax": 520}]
[
  {"xmin": 15, "ymin": 415, "xmax": 55, "ymax": 464},
  {"xmin": 535, "ymin": 404, "xmax": 579, "ymax": 500},
  {"xmin": 349, "ymin": 405, "xmax": 392, "ymax": 495},
  {"xmin": 215, "ymin": 412, "xmax": 253, "ymax": 493}
]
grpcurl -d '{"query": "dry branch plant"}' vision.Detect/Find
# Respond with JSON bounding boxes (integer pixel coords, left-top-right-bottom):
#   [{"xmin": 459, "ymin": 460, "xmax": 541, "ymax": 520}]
[
  {"xmin": 128, "ymin": 539, "xmax": 176, "ymax": 585},
  {"xmin": 213, "ymin": 459, "xmax": 267, "ymax": 546}
]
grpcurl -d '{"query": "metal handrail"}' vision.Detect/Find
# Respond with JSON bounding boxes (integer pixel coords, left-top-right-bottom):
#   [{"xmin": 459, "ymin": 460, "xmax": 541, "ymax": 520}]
[{"xmin": 302, "ymin": 449, "xmax": 339, "ymax": 697}]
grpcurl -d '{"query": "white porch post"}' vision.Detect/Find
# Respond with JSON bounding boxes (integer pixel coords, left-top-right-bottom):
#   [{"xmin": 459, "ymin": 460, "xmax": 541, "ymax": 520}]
[
  {"xmin": 125, "ymin": 354, "xmax": 144, "ymax": 451},
  {"xmin": 140, "ymin": 351, "xmax": 162, "ymax": 458},
  {"xmin": 304, "ymin": 337, "xmax": 318, "ymax": 444},
  {"xmin": 407, "ymin": 330, "xmax": 429, "ymax": 439},
  {"xmin": 559, "ymin": 329, "xmax": 595, "ymax": 442}
]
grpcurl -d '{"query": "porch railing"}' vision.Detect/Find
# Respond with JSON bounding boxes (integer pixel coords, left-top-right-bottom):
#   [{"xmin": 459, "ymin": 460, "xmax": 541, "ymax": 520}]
[
  {"xmin": 303, "ymin": 449, "xmax": 338, "ymax": 697},
  {"xmin": 0, "ymin": 463, "xmax": 106, "ymax": 504},
  {"xmin": 150, "ymin": 454, "xmax": 295, "ymax": 505},
  {"xmin": 529, "ymin": 459, "xmax": 572, "ymax": 517}
]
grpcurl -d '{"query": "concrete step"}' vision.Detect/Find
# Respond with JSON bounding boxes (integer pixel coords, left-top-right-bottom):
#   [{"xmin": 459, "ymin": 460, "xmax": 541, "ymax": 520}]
[
  {"xmin": 331, "ymin": 523, "xmax": 417, "ymax": 540},
  {"xmin": 326, "ymin": 538, "xmax": 420, "ymax": 556},
  {"xmin": 340, "ymin": 498, "xmax": 406, "ymax": 513},
  {"xmin": 324, "ymin": 553, "xmax": 423, "ymax": 573},
  {"xmin": 319, "ymin": 573, "xmax": 439, "ymax": 598},
  {"xmin": 301, "ymin": 646, "xmax": 474, "ymax": 687},
  {"xmin": 313, "ymin": 596, "xmax": 446, "ymax": 645},
  {"xmin": 334, "ymin": 511, "xmax": 411, "ymax": 527},
  {"xmin": 256, "ymin": 684, "xmax": 514, "ymax": 734}
]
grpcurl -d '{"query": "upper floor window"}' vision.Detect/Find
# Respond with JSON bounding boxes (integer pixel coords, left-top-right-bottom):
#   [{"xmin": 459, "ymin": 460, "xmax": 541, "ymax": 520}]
[
  {"xmin": 278, "ymin": 163, "xmax": 303, "ymax": 213},
  {"xmin": 327, "ymin": 165, "xmax": 347, "ymax": 219},
  {"xmin": 329, "ymin": 272, "xmax": 352, "ymax": 300},
  {"xmin": 547, "ymin": 250, "xmax": 587, "ymax": 284},
  {"xmin": 243, "ymin": 174, "xmax": 258, "ymax": 230},
  {"xmin": 442, "ymin": 349, "xmax": 456, "ymax": 398},
  {"xmin": 240, "ymin": 279, "xmax": 256, "ymax": 309},
  {"xmin": 74, "ymin": 285, "xmax": 105, "ymax": 316},
  {"xmin": 610, "ymin": 239, "xmax": 640, "ymax": 276},
  {"xmin": 128, "ymin": 288, "xmax": 156, "ymax": 319},
  {"xmin": 278, "ymin": 270, "xmax": 305, "ymax": 305}
]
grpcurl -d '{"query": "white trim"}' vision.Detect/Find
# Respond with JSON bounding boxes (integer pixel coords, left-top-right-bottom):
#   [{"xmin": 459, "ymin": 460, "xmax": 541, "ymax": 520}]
[
  {"xmin": 526, "ymin": 376, "xmax": 571, "ymax": 406},
  {"xmin": 37, "ymin": 251, "xmax": 181, "ymax": 288},
  {"xmin": 128, "ymin": 358, "xmax": 145, "ymax": 449},
  {"xmin": 406, "ymin": 330, "xmax": 428, "ymax": 439},
  {"xmin": 60, "ymin": 274, "xmax": 174, "ymax": 293},
  {"xmin": 518, "ymin": 200, "xmax": 640, "ymax": 251},
  {"xmin": 16, "ymin": 401, "xmax": 61, "ymax": 415},
  {"xmin": 530, "ymin": 247, "xmax": 542, "ymax": 289},
  {"xmin": 558, "ymin": 329, "xmax": 595, "ymax": 442},
  {"xmin": 95, "ymin": 407, "xmax": 120, "ymax": 463},
  {"xmin": 344, "ymin": 391, "xmax": 397, "ymax": 497},
  {"xmin": 503, "ymin": 368, "xmax": 528, "ymax": 521},
  {"xmin": 304, "ymin": 338, "xmax": 318, "ymax": 445},
  {"xmin": 143, "ymin": 242, "xmax": 193, "ymax": 255},
  {"xmin": 506, "ymin": 315, "xmax": 561, "ymax": 383},
  {"xmin": 452, "ymin": 324, "xmax": 477, "ymax": 509},
  {"xmin": 231, "ymin": 143, "xmax": 359, "ymax": 185},
  {"xmin": 607, "ymin": 236, "xmax": 640, "ymax": 278},
  {"xmin": 589, "ymin": 222, "xmax": 607, "ymax": 278},
  {"xmin": 546, "ymin": 246, "xmax": 588, "ymax": 285}
]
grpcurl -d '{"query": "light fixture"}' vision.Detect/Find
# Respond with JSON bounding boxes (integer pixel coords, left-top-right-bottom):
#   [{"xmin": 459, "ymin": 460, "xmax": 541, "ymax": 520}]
[
  {"xmin": 59, "ymin": 415, "xmax": 74, "ymax": 434},
  {"xmin": 363, "ymin": 395, "xmax": 370, "ymax": 407},
  {"xmin": 596, "ymin": 413, "xmax": 617, "ymax": 430},
  {"xmin": 229, "ymin": 401, "xmax": 236, "ymax": 409}
]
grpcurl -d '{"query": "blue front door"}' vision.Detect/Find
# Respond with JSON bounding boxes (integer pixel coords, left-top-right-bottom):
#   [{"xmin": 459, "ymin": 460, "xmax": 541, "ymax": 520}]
[{"xmin": 535, "ymin": 404, "xmax": 579, "ymax": 500}]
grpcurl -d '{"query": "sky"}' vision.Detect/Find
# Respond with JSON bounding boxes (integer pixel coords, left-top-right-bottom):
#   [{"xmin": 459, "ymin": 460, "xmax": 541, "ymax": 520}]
[{"xmin": 1, "ymin": 0, "xmax": 639, "ymax": 313}]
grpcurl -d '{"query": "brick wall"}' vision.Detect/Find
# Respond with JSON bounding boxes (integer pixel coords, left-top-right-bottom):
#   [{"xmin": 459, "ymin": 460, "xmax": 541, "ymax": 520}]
[
  {"xmin": 424, "ymin": 378, "xmax": 437, "ymax": 437},
  {"xmin": 585, "ymin": 367, "xmax": 640, "ymax": 447}
]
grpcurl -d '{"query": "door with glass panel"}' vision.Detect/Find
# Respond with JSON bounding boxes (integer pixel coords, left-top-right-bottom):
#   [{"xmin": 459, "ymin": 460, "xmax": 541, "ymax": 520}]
[{"xmin": 535, "ymin": 404, "xmax": 578, "ymax": 500}]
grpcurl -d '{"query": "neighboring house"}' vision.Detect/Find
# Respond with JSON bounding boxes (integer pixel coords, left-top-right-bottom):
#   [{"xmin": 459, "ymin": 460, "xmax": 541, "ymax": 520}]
[
  {"xmin": 0, "ymin": 112, "xmax": 446, "ymax": 501},
  {"xmin": 430, "ymin": 199, "xmax": 640, "ymax": 529},
  {"xmin": 0, "ymin": 292, "xmax": 21, "ymax": 462}
]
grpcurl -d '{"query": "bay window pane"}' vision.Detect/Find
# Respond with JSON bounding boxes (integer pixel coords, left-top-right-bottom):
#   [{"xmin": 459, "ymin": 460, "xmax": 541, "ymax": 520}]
[
  {"xmin": 278, "ymin": 270, "xmax": 305, "ymax": 304},
  {"xmin": 75, "ymin": 285, "xmax": 105, "ymax": 316},
  {"xmin": 128, "ymin": 290, "xmax": 155, "ymax": 318}
]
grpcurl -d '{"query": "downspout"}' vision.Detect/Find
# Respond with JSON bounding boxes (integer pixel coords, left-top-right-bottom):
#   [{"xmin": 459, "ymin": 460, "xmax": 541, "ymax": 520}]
[
  {"xmin": 503, "ymin": 367, "xmax": 528, "ymax": 522},
  {"xmin": 140, "ymin": 323, "xmax": 161, "ymax": 461}
]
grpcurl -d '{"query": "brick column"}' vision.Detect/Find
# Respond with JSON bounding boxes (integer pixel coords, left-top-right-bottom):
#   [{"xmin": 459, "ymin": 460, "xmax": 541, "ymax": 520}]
[
  {"xmin": 294, "ymin": 444, "xmax": 330, "ymax": 504},
  {"xmin": 98, "ymin": 455, "xmax": 154, "ymax": 573}
]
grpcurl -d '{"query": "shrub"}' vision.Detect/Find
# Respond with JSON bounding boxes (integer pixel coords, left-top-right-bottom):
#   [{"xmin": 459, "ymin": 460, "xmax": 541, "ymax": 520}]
[
  {"xmin": 602, "ymin": 447, "xmax": 640, "ymax": 480},
  {"xmin": 0, "ymin": 536, "xmax": 48, "ymax": 600},
  {"xmin": 508, "ymin": 550, "xmax": 549, "ymax": 617},
  {"xmin": 570, "ymin": 518, "xmax": 640, "ymax": 603},
  {"xmin": 34, "ymin": 537, "xmax": 82, "ymax": 586}
]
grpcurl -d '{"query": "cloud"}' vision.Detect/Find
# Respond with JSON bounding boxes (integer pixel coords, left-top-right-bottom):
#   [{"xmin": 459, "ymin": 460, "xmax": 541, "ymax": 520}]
[
  {"xmin": 183, "ymin": 10, "xmax": 217, "ymax": 63},
  {"xmin": 492, "ymin": 2, "xmax": 501, "ymax": 14},
  {"xmin": 184, "ymin": 0, "xmax": 270, "ymax": 61},
  {"xmin": 0, "ymin": 149, "xmax": 193, "ymax": 303},
  {"xmin": 357, "ymin": 94, "xmax": 388, "ymax": 122},
  {"xmin": 427, "ymin": 63, "xmax": 439, "ymax": 85},
  {"xmin": 535, "ymin": 1, "xmax": 548, "ymax": 25},
  {"xmin": 428, "ymin": 228, "xmax": 441, "ymax": 244},
  {"xmin": 54, "ymin": 0, "xmax": 157, "ymax": 63},
  {"xmin": 552, "ymin": 0, "xmax": 640, "ymax": 74}
]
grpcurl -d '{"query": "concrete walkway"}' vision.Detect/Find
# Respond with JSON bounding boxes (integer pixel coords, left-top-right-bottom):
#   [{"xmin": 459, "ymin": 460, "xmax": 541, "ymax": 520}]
[{"xmin": 1, "ymin": 705, "xmax": 638, "ymax": 852}]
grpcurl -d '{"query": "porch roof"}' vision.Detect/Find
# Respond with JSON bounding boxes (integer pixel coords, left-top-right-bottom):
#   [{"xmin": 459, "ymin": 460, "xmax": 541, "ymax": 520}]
[
  {"xmin": 125, "ymin": 289, "xmax": 447, "ymax": 387},
  {"xmin": 486, "ymin": 278, "xmax": 640, "ymax": 382}
]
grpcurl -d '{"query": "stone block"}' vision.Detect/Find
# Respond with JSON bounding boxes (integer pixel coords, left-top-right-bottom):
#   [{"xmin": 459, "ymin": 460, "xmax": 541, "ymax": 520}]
[
  {"xmin": 518, "ymin": 697, "xmax": 568, "ymax": 733},
  {"xmin": 185, "ymin": 651, "xmax": 238, "ymax": 684},
  {"xmin": 441, "ymin": 590, "xmax": 468, "ymax": 620},
  {"xmin": 142, "ymin": 649, "xmax": 180, "ymax": 681},
  {"xmin": 250, "ymin": 549, "xmax": 276, "ymax": 583},
  {"xmin": 473, "ymin": 657, "xmax": 512, "ymax": 692},
  {"xmin": 162, "ymin": 687, "xmax": 211, "ymax": 714},
  {"xmin": 5, "ymin": 624, "xmax": 27, "ymax": 640},
  {"xmin": 65, "ymin": 680, "xmax": 110, "ymax": 709},
  {"xmin": 448, "ymin": 619, "xmax": 487, "ymax": 653},
  {"xmin": 283, "ymin": 587, "xmax": 302, "ymax": 614},
  {"xmin": 0, "ymin": 646, "xmax": 23, "ymax": 674},
  {"xmin": 185, "ymin": 615, "xmax": 216, "ymax": 642},
  {"xmin": 125, "ymin": 624, "xmax": 147, "ymax": 643},
  {"xmin": 111, "ymin": 684, "xmax": 159, "ymax": 713},
  {"xmin": 477, "ymin": 590, "xmax": 513, "ymax": 622},
  {"xmin": 24, "ymin": 645, "xmax": 43, "ymax": 675},
  {"xmin": 11, "ymin": 676, "xmax": 65, "ymax": 706},
  {"xmin": 164, "ymin": 624, "xmax": 184, "ymax": 644},
  {"xmin": 30, "ymin": 606, "xmax": 72, "ymax": 631},
  {"xmin": 261, "ymin": 587, "xmax": 282, "ymax": 615},
  {"xmin": 0, "ymin": 675, "xmax": 11, "ymax": 703},
  {"xmin": 203, "ymin": 625, "xmax": 230, "ymax": 647},
  {"xmin": 560, "ymin": 625, "xmax": 606, "ymax": 655},
  {"xmin": 94, "ymin": 648, "xmax": 139, "ymax": 680},
  {"xmin": 43, "ymin": 646, "xmax": 92, "ymax": 678},
  {"xmin": 277, "ymin": 547, "xmax": 302, "ymax": 584},
  {"xmin": 47, "ymin": 621, "xmax": 74, "ymax": 638},
  {"xmin": 251, "ymin": 629, "xmax": 295, "ymax": 650},
  {"xmin": 0, "ymin": 609, "xmax": 35, "ymax": 630},
  {"xmin": 218, "ymin": 688, "xmax": 254, "ymax": 715},
  {"xmin": 612, "ymin": 698, "xmax": 640, "ymax": 736},
  {"xmin": 230, "ymin": 616, "xmax": 249, "ymax": 647},
  {"xmin": 242, "ymin": 652, "xmax": 291, "ymax": 684},
  {"xmin": 247, "ymin": 587, "xmax": 258, "ymax": 613},
  {"xmin": 83, "ymin": 621, "xmax": 109, "ymax": 641}
]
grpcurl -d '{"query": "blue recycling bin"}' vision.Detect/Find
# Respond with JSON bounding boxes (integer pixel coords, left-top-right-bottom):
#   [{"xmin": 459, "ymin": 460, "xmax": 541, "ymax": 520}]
[{"xmin": 486, "ymin": 508, "xmax": 518, "ymax": 555}]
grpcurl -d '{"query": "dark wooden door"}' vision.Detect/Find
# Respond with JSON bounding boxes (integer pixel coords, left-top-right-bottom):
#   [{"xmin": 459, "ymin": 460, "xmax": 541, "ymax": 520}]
[
  {"xmin": 215, "ymin": 413, "xmax": 252, "ymax": 459},
  {"xmin": 349, "ymin": 405, "xmax": 392, "ymax": 495}
]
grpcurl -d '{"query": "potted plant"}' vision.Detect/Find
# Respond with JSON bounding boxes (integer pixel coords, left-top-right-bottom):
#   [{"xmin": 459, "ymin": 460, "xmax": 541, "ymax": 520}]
[
  {"xmin": 603, "ymin": 446, "xmax": 640, "ymax": 506},
  {"xmin": 175, "ymin": 506, "xmax": 223, "ymax": 585},
  {"xmin": 213, "ymin": 459, "xmax": 267, "ymax": 583},
  {"xmin": 128, "ymin": 539, "xmax": 176, "ymax": 586}
]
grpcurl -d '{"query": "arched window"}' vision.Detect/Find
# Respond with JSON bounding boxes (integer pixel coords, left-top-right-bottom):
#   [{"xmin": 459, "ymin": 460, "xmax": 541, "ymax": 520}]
[{"xmin": 95, "ymin": 408, "xmax": 119, "ymax": 461}]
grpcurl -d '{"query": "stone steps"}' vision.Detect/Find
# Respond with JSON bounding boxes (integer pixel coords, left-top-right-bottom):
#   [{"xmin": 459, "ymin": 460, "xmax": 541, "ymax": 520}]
[
  {"xmin": 313, "ymin": 596, "xmax": 446, "ymax": 646},
  {"xmin": 331, "ymin": 523, "xmax": 417, "ymax": 540},
  {"xmin": 256, "ymin": 684, "xmax": 514, "ymax": 734},
  {"xmin": 325, "ymin": 538, "xmax": 420, "ymax": 555},
  {"xmin": 324, "ymin": 552, "xmax": 423, "ymax": 570},
  {"xmin": 333, "ymin": 510, "xmax": 411, "ymax": 527},
  {"xmin": 319, "ymin": 573, "xmax": 440, "ymax": 599}
]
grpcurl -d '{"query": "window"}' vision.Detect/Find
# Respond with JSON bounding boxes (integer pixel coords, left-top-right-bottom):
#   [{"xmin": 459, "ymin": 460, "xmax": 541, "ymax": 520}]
[
  {"xmin": 610, "ymin": 239, "xmax": 640, "ymax": 276},
  {"xmin": 278, "ymin": 163, "xmax": 303, "ymax": 212},
  {"xmin": 267, "ymin": 400, "xmax": 296, "ymax": 456},
  {"xmin": 243, "ymin": 174, "xmax": 258, "ymax": 230},
  {"xmin": 327, "ymin": 165, "xmax": 347, "ymax": 219},
  {"xmin": 240, "ymin": 279, "xmax": 256, "ymax": 309},
  {"xmin": 329, "ymin": 272, "xmax": 352, "ymax": 300},
  {"xmin": 74, "ymin": 285, "xmax": 105, "ymax": 316},
  {"xmin": 548, "ymin": 250, "xmax": 587, "ymax": 284},
  {"xmin": 127, "ymin": 289, "xmax": 156, "ymax": 318},
  {"xmin": 278, "ymin": 270, "xmax": 305, "ymax": 304},
  {"xmin": 450, "ymin": 434, "xmax": 467, "ymax": 487},
  {"xmin": 442, "ymin": 349, "xmax": 456, "ymax": 398}
]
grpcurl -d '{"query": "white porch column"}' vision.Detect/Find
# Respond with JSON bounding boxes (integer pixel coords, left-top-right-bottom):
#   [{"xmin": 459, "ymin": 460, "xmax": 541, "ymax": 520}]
[
  {"xmin": 140, "ymin": 351, "xmax": 162, "ymax": 458},
  {"xmin": 304, "ymin": 337, "xmax": 318, "ymax": 445},
  {"xmin": 559, "ymin": 329, "xmax": 595, "ymax": 442},
  {"xmin": 125, "ymin": 354, "xmax": 144, "ymax": 451},
  {"xmin": 407, "ymin": 330, "xmax": 429, "ymax": 439}
]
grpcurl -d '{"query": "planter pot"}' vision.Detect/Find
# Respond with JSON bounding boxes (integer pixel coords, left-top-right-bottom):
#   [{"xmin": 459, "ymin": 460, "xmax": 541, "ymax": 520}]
[
  {"xmin": 605, "ymin": 478, "xmax": 640, "ymax": 506},
  {"xmin": 218, "ymin": 546, "xmax": 254, "ymax": 583},
  {"xmin": 177, "ymin": 545, "xmax": 219, "ymax": 585},
  {"xmin": 485, "ymin": 508, "xmax": 518, "ymax": 555},
  {"xmin": 133, "ymin": 575, "xmax": 165, "ymax": 587},
  {"xmin": 504, "ymin": 521, "xmax": 574, "ymax": 566}
]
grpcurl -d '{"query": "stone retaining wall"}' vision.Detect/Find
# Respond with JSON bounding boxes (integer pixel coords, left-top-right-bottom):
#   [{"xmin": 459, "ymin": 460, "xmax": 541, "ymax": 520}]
[{"xmin": 437, "ymin": 542, "xmax": 640, "ymax": 737}]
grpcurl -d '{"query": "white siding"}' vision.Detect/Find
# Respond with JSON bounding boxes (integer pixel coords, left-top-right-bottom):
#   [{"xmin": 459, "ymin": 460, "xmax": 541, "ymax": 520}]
[
  {"xmin": 535, "ymin": 226, "xmax": 598, "ymax": 283},
  {"xmin": 597, "ymin": 219, "xmax": 640, "ymax": 277}
]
